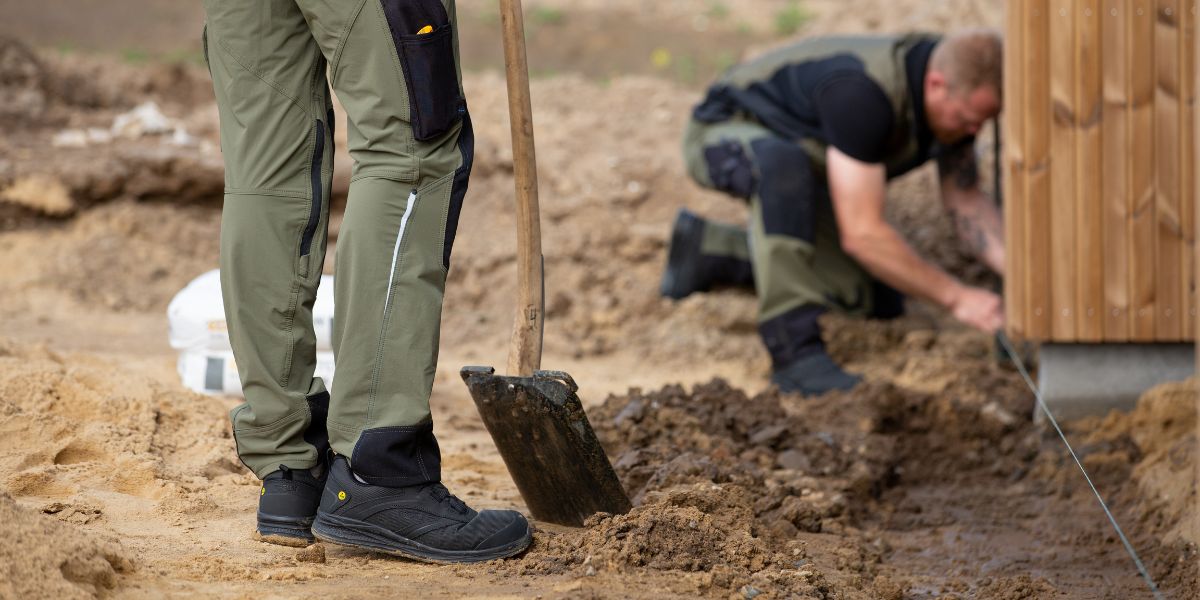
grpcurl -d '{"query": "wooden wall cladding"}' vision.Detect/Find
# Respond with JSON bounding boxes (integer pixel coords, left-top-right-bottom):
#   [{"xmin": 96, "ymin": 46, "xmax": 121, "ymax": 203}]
[{"xmin": 1005, "ymin": 0, "xmax": 1197, "ymax": 341}]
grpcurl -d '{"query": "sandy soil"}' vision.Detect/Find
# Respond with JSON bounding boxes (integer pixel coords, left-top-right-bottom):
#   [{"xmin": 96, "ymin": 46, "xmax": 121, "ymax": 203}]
[{"xmin": 0, "ymin": 1, "xmax": 1196, "ymax": 598}]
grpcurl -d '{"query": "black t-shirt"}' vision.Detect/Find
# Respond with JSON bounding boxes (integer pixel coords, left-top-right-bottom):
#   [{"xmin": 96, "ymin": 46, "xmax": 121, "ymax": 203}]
[
  {"xmin": 811, "ymin": 38, "xmax": 941, "ymax": 164},
  {"xmin": 811, "ymin": 73, "xmax": 895, "ymax": 163},
  {"xmin": 693, "ymin": 37, "xmax": 967, "ymax": 177}
]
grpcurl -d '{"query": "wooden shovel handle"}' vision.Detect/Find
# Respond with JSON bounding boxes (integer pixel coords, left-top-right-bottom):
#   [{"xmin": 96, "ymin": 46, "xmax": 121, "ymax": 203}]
[{"xmin": 499, "ymin": 0, "xmax": 544, "ymax": 376}]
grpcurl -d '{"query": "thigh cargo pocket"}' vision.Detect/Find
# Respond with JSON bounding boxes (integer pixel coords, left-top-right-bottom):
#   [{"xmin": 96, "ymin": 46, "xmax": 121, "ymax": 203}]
[{"xmin": 380, "ymin": 0, "xmax": 464, "ymax": 141}]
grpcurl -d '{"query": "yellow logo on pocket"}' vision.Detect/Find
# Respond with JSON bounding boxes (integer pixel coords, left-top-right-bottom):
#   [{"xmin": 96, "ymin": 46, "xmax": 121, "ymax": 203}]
[
  {"xmin": 416, "ymin": 25, "xmax": 433, "ymax": 35},
  {"xmin": 337, "ymin": 490, "xmax": 347, "ymax": 501},
  {"xmin": 260, "ymin": 487, "xmax": 265, "ymax": 496}
]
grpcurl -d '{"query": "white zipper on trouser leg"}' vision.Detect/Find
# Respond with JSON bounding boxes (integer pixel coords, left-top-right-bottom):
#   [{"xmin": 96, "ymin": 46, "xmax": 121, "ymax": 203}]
[{"xmin": 383, "ymin": 189, "xmax": 417, "ymax": 316}]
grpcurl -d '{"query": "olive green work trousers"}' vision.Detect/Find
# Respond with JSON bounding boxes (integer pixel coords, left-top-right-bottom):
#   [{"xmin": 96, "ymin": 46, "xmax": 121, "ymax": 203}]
[
  {"xmin": 203, "ymin": 0, "xmax": 470, "ymax": 486},
  {"xmin": 681, "ymin": 117, "xmax": 880, "ymax": 322}
]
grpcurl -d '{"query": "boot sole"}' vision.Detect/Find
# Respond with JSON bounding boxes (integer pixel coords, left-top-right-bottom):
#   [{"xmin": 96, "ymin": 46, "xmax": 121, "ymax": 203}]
[
  {"xmin": 770, "ymin": 373, "xmax": 863, "ymax": 396},
  {"xmin": 256, "ymin": 513, "xmax": 316, "ymax": 547},
  {"xmin": 312, "ymin": 512, "xmax": 532, "ymax": 564}
]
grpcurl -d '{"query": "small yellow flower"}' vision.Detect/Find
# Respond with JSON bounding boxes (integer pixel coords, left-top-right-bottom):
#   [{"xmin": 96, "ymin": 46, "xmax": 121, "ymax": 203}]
[{"xmin": 651, "ymin": 48, "xmax": 672, "ymax": 70}]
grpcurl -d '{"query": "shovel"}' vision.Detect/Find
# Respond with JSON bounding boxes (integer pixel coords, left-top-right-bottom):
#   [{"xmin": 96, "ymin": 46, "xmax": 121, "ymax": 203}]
[{"xmin": 458, "ymin": 0, "xmax": 632, "ymax": 527}]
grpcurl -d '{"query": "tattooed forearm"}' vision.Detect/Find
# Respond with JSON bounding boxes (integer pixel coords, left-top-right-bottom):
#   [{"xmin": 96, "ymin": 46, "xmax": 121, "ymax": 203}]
[
  {"xmin": 937, "ymin": 143, "xmax": 981, "ymax": 191},
  {"xmin": 947, "ymin": 195, "xmax": 1005, "ymax": 275},
  {"xmin": 955, "ymin": 212, "xmax": 989, "ymax": 257}
]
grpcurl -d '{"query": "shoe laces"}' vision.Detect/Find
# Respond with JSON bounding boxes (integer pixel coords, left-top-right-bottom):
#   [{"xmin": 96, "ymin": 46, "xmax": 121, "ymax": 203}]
[{"xmin": 429, "ymin": 483, "xmax": 469, "ymax": 514}]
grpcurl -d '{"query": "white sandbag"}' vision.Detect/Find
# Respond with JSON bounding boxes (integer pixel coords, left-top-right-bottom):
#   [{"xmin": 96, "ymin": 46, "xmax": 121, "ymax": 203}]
[
  {"xmin": 167, "ymin": 269, "xmax": 335, "ymax": 352},
  {"xmin": 177, "ymin": 348, "xmax": 336, "ymax": 397}
]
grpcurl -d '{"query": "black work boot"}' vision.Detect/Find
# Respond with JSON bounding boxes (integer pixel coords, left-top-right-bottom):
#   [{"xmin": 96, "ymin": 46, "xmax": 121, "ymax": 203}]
[
  {"xmin": 312, "ymin": 456, "xmax": 532, "ymax": 563},
  {"xmin": 660, "ymin": 208, "xmax": 755, "ymax": 299},
  {"xmin": 256, "ymin": 463, "xmax": 327, "ymax": 547},
  {"xmin": 770, "ymin": 351, "xmax": 862, "ymax": 395},
  {"xmin": 760, "ymin": 305, "xmax": 861, "ymax": 396}
]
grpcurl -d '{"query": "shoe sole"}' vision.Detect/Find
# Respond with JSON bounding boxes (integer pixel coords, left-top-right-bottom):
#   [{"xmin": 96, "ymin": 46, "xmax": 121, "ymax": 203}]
[
  {"xmin": 311, "ymin": 512, "xmax": 532, "ymax": 564},
  {"xmin": 770, "ymin": 374, "xmax": 863, "ymax": 396},
  {"xmin": 256, "ymin": 513, "xmax": 316, "ymax": 547},
  {"xmin": 660, "ymin": 209, "xmax": 703, "ymax": 299}
]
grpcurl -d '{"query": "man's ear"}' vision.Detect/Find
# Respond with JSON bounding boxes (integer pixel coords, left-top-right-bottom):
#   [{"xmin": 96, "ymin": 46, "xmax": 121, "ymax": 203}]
[{"xmin": 927, "ymin": 69, "xmax": 948, "ymax": 94}]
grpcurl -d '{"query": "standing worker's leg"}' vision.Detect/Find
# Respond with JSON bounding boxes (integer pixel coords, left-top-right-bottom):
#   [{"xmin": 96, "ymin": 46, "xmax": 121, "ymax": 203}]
[
  {"xmin": 203, "ymin": 0, "xmax": 334, "ymax": 545},
  {"xmin": 296, "ymin": 0, "xmax": 530, "ymax": 561}
]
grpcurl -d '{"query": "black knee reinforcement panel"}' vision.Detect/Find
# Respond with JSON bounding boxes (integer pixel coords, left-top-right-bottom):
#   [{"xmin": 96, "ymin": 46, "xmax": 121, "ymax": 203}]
[
  {"xmin": 750, "ymin": 138, "xmax": 820, "ymax": 244},
  {"xmin": 702, "ymin": 139, "xmax": 757, "ymax": 200}
]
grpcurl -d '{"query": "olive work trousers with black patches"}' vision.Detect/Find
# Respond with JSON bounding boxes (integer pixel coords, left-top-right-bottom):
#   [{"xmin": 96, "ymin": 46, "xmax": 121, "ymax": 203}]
[
  {"xmin": 682, "ymin": 117, "xmax": 900, "ymax": 324},
  {"xmin": 203, "ymin": 0, "xmax": 472, "ymax": 486}
]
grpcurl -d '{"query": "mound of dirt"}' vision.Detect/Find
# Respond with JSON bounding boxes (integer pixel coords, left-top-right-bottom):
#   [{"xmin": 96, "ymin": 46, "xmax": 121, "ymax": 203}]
[
  {"xmin": 498, "ymin": 315, "xmax": 1044, "ymax": 598},
  {"xmin": 0, "ymin": 200, "xmax": 220, "ymax": 313},
  {"xmin": 0, "ymin": 37, "xmax": 48, "ymax": 121},
  {"xmin": 489, "ymin": 309, "xmax": 1195, "ymax": 598},
  {"xmin": 0, "ymin": 492, "xmax": 132, "ymax": 599},
  {"xmin": 1063, "ymin": 380, "xmax": 1199, "ymax": 595},
  {"xmin": 0, "ymin": 337, "xmax": 245, "ymax": 522},
  {"xmin": 0, "ymin": 36, "xmax": 214, "ymax": 127},
  {"xmin": 0, "ymin": 38, "xmax": 222, "ymax": 227}
]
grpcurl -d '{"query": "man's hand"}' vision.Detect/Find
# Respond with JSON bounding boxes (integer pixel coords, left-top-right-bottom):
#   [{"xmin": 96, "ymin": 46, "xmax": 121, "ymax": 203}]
[{"xmin": 947, "ymin": 285, "xmax": 1004, "ymax": 333}]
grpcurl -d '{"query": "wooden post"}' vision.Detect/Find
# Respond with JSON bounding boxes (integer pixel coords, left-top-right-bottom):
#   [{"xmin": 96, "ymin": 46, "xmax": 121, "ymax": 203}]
[{"xmin": 1103, "ymin": 0, "xmax": 1132, "ymax": 340}]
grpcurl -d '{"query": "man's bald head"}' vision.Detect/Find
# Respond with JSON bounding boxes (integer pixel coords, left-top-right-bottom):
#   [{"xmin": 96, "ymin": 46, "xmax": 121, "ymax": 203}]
[
  {"xmin": 925, "ymin": 28, "xmax": 1003, "ymax": 144},
  {"xmin": 930, "ymin": 28, "xmax": 1003, "ymax": 98}
]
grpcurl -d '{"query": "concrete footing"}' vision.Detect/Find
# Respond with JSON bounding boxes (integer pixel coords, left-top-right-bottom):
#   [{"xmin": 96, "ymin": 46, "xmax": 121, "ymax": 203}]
[{"xmin": 1037, "ymin": 343, "xmax": 1194, "ymax": 421}]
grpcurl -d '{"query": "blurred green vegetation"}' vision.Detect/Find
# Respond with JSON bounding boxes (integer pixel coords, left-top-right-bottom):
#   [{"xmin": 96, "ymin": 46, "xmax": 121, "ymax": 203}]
[
  {"xmin": 121, "ymin": 47, "xmax": 150, "ymax": 65},
  {"xmin": 774, "ymin": 1, "xmax": 812, "ymax": 37},
  {"xmin": 52, "ymin": 42, "xmax": 206, "ymax": 68},
  {"xmin": 706, "ymin": 1, "xmax": 730, "ymax": 21},
  {"xmin": 531, "ymin": 6, "xmax": 566, "ymax": 26}
]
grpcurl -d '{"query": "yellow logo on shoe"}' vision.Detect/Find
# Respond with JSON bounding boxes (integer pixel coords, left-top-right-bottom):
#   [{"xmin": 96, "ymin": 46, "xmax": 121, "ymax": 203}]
[
  {"xmin": 260, "ymin": 487, "xmax": 265, "ymax": 496},
  {"xmin": 337, "ymin": 490, "xmax": 346, "ymax": 501}
]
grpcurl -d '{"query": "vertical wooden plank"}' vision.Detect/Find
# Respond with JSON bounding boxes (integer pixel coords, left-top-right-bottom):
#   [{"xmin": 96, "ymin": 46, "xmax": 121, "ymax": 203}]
[
  {"xmin": 1181, "ymin": 0, "xmax": 1196, "ymax": 336},
  {"xmin": 1026, "ymin": 0, "xmax": 1054, "ymax": 340},
  {"xmin": 1102, "ymin": 0, "xmax": 1131, "ymax": 340},
  {"xmin": 1077, "ymin": 0, "xmax": 1105, "ymax": 340},
  {"xmin": 1190, "ymin": 0, "xmax": 1200, "ymax": 547},
  {"xmin": 1131, "ymin": 0, "xmax": 1159, "ymax": 340},
  {"xmin": 1006, "ymin": 0, "xmax": 1027, "ymax": 339},
  {"xmin": 1156, "ymin": 0, "xmax": 1183, "ymax": 340},
  {"xmin": 1051, "ymin": 0, "xmax": 1079, "ymax": 340}
]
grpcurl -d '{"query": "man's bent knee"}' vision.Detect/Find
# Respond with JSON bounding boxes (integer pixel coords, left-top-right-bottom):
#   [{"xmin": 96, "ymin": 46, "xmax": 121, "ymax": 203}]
[{"xmin": 750, "ymin": 138, "xmax": 820, "ymax": 244}]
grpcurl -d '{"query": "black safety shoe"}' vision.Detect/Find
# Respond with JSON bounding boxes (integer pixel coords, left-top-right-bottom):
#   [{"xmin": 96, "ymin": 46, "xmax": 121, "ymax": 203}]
[
  {"xmin": 256, "ymin": 463, "xmax": 327, "ymax": 547},
  {"xmin": 660, "ymin": 208, "xmax": 709, "ymax": 299},
  {"xmin": 312, "ymin": 456, "xmax": 532, "ymax": 563},
  {"xmin": 771, "ymin": 350, "xmax": 863, "ymax": 396}
]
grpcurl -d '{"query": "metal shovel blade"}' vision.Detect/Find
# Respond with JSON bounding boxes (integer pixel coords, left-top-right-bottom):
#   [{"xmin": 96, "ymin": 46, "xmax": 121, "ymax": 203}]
[{"xmin": 460, "ymin": 366, "xmax": 632, "ymax": 527}]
